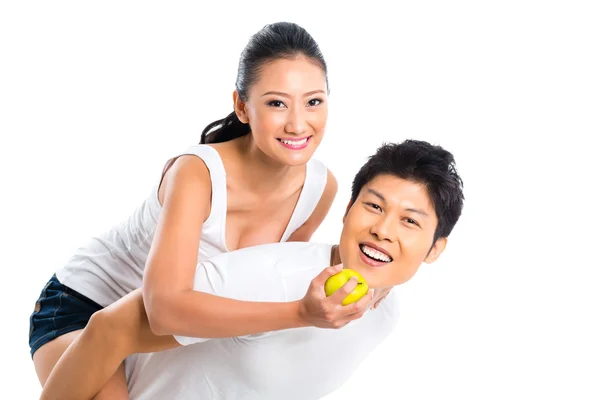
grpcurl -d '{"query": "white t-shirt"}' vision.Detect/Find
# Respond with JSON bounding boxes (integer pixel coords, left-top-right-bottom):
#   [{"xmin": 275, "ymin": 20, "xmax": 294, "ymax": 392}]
[{"xmin": 125, "ymin": 242, "xmax": 400, "ymax": 400}]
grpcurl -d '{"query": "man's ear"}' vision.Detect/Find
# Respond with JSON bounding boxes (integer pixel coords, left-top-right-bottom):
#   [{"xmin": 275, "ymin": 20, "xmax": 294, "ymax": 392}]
[
  {"xmin": 342, "ymin": 200, "xmax": 353, "ymax": 223},
  {"xmin": 233, "ymin": 91, "xmax": 249, "ymax": 123},
  {"xmin": 424, "ymin": 237, "xmax": 447, "ymax": 264}
]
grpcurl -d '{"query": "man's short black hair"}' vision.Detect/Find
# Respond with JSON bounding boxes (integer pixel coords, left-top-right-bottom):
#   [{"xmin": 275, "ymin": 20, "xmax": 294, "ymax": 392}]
[{"xmin": 350, "ymin": 139, "xmax": 465, "ymax": 242}]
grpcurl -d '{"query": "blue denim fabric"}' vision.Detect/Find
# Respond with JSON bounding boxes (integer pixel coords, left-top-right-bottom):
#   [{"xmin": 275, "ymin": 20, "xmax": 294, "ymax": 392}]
[{"xmin": 29, "ymin": 274, "xmax": 103, "ymax": 358}]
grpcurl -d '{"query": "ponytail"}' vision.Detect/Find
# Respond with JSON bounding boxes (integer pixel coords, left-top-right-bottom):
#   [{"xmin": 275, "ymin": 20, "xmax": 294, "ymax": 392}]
[{"xmin": 200, "ymin": 111, "xmax": 251, "ymax": 144}]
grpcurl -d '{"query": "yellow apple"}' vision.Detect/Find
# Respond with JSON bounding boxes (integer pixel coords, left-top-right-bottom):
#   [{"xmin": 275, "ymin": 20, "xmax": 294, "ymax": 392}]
[{"xmin": 324, "ymin": 269, "xmax": 369, "ymax": 305}]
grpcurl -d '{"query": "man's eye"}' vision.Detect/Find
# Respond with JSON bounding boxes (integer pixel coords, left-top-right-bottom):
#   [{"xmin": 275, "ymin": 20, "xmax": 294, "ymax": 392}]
[
  {"xmin": 365, "ymin": 202, "xmax": 382, "ymax": 211},
  {"xmin": 404, "ymin": 218, "xmax": 419, "ymax": 226}
]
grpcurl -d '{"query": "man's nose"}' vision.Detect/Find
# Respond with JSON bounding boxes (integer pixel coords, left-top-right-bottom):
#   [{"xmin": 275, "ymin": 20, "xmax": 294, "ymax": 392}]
[{"xmin": 369, "ymin": 216, "xmax": 396, "ymax": 242}]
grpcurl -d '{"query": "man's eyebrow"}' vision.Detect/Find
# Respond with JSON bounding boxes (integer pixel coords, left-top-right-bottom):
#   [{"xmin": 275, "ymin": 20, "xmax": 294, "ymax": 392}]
[
  {"xmin": 261, "ymin": 89, "xmax": 325, "ymax": 97},
  {"xmin": 366, "ymin": 188, "xmax": 386, "ymax": 202},
  {"xmin": 405, "ymin": 208, "xmax": 430, "ymax": 217}
]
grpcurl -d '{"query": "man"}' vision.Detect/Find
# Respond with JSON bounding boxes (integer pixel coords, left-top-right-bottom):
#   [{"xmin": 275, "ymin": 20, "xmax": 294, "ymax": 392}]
[{"xmin": 41, "ymin": 139, "xmax": 464, "ymax": 400}]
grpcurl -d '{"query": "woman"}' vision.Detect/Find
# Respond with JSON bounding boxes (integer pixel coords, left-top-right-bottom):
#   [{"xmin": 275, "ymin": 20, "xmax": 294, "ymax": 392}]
[{"xmin": 29, "ymin": 22, "xmax": 376, "ymax": 399}]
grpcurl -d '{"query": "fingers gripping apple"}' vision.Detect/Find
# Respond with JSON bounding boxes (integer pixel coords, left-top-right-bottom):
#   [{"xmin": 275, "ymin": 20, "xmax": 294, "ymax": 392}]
[{"xmin": 324, "ymin": 269, "xmax": 369, "ymax": 305}]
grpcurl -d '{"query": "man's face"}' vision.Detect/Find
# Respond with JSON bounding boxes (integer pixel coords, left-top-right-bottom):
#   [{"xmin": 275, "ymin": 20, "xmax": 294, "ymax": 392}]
[{"xmin": 338, "ymin": 174, "xmax": 447, "ymax": 289}]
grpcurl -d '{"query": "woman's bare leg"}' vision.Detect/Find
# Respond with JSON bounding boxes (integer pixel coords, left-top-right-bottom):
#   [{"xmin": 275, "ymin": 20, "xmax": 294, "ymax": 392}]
[
  {"xmin": 92, "ymin": 363, "xmax": 128, "ymax": 400},
  {"xmin": 40, "ymin": 289, "xmax": 180, "ymax": 400},
  {"xmin": 33, "ymin": 330, "xmax": 82, "ymax": 386},
  {"xmin": 33, "ymin": 331, "xmax": 129, "ymax": 399}
]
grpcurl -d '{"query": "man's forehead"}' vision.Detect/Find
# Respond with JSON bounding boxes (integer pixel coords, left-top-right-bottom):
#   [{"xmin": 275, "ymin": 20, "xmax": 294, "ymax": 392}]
[
  {"xmin": 361, "ymin": 175, "xmax": 434, "ymax": 211},
  {"xmin": 362, "ymin": 174, "xmax": 424, "ymax": 194}
]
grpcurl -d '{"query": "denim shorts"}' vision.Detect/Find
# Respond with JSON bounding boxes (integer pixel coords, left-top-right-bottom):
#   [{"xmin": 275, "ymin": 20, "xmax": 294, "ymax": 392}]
[{"xmin": 28, "ymin": 274, "xmax": 104, "ymax": 358}]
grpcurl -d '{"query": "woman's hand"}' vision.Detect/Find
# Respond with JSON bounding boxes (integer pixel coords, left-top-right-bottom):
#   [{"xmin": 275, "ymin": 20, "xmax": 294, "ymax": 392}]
[{"xmin": 298, "ymin": 264, "xmax": 374, "ymax": 329}]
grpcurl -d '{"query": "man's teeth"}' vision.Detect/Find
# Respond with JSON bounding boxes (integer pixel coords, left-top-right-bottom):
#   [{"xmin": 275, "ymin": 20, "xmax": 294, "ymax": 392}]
[
  {"xmin": 280, "ymin": 138, "xmax": 308, "ymax": 146},
  {"xmin": 360, "ymin": 245, "xmax": 392, "ymax": 262}
]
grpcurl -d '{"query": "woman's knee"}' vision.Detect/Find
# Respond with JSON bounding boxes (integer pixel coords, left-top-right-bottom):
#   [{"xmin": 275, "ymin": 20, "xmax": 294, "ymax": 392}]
[{"xmin": 86, "ymin": 309, "xmax": 136, "ymax": 353}]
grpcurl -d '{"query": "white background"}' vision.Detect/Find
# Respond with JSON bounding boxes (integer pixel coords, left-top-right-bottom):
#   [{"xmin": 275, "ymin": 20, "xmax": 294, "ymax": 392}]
[{"xmin": 1, "ymin": 1, "xmax": 599, "ymax": 398}]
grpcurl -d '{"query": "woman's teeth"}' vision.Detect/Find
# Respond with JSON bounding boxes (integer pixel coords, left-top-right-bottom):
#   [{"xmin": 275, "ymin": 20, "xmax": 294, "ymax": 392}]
[{"xmin": 280, "ymin": 138, "xmax": 308, "ymax": 146}]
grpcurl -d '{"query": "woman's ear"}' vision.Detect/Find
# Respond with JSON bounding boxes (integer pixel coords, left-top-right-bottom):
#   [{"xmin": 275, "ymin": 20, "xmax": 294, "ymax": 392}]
[{"xmin": 233, "ymin": 91, "xmax": 249, "ymax": 123}]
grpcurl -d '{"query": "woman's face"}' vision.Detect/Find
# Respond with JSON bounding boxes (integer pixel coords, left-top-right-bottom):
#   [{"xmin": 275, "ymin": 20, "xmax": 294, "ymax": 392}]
[{"xmin": 235, "ymin": 56, "xmax": 328, "ymax": 167}]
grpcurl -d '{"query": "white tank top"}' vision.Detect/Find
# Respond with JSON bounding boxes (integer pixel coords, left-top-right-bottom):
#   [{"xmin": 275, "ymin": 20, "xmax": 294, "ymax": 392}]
[{"xmin": 55, "ymin": 144, "xmax": 329, "ymax": 307}]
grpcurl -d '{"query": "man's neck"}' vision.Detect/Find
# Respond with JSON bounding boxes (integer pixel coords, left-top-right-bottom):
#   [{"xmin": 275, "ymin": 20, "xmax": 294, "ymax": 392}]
[{"xmin": 330, "ymin": 244, "xmax": 341, "ymax": 266}]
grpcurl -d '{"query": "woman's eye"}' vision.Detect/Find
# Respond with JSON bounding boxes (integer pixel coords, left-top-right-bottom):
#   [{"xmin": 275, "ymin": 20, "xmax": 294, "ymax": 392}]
[
  {"xmin": 268, "ymin": 100, "xmax": 286, "ymax": 108},
  {"xmin": 307, "ymin": 98, "xmax": 322, "ymax": 107}
]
